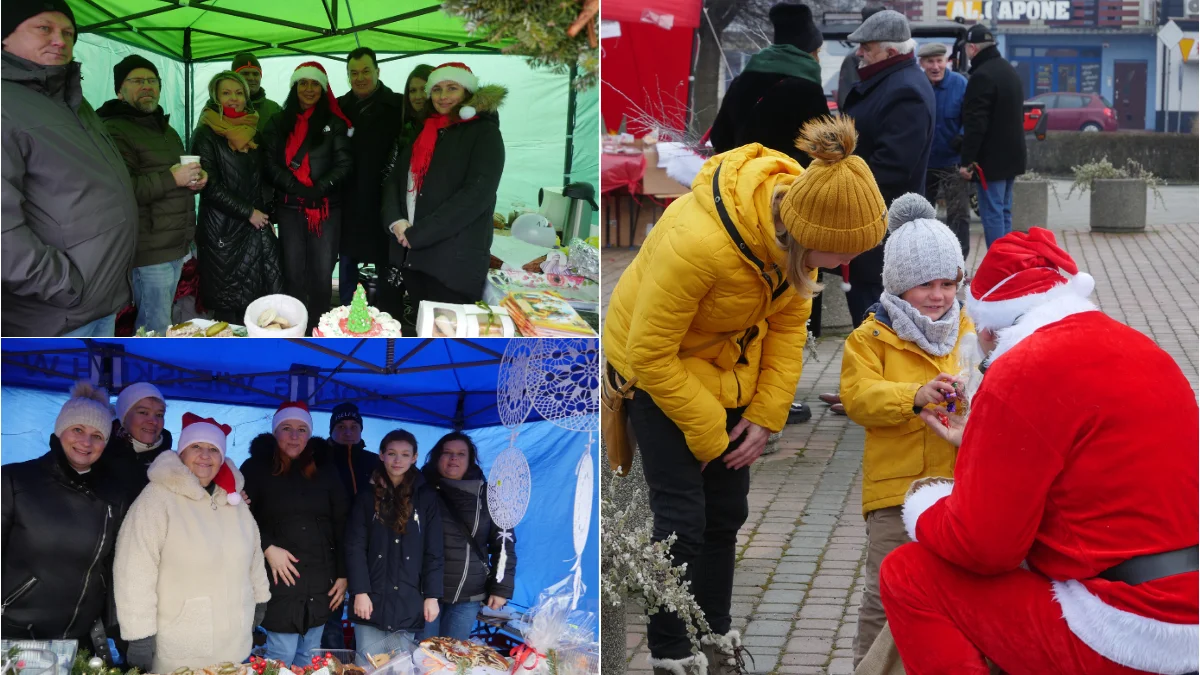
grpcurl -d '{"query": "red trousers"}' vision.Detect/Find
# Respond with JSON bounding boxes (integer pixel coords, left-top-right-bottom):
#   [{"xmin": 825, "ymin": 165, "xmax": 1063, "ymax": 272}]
[{"xmin": 879, "ymin": 543, "xmax": 1146, "ymax": 675}]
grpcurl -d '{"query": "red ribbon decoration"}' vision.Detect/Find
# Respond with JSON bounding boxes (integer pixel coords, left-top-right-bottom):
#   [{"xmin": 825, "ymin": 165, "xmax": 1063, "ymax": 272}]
[{"xmin": 509, "ymin": 644, "xmax": 546, "ymax": 674}]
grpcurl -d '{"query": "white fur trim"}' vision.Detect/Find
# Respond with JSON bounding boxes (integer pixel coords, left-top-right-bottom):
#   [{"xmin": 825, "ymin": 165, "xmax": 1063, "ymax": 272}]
[
  {"xmin": 273, "ymin": 406, "xmax": 312, "ymax": 433},
  {"xmin": 1052, "ymin": 579, "xmax": 1200, "ymax": 674},
  {"xmin": 177, "ymin": 421, "xmax": 226, "ymax": 459},
  {"xmin": 985, "ymin": 284, "xmax": 1099, "ymax": 365},
  {"xmin": 647, "ymin": 653, "xmax": 709, "ymax": 675},
  {"xmin": 701, "ymin": 628, "xmax": 742, "ymax": 652},
  {"xmin": 459, "ymin": 105, "xmax": 476, "ymax": 120},
  {"xmin": 290, "ymin": 65, "xmax": 328, "ymax": 89},
  {"xmin": 902, "ymin": 480, "xmax": 954, "ymax": 541},
  {"xmin": 966, "ymin": 271, "xmax": 1095, "ymax": 331},
  {"xmin": 426, "ymin": 65, "xmax": 478, "ymax": 93},
  {"xmin": 346, "ymin": 127, "xmax": 354, "ymax": 137}
]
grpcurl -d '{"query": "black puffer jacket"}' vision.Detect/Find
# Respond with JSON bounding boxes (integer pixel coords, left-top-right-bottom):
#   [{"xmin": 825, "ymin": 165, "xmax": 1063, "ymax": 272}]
[
  {"xmin": 240, "ymin": 434, "xmax": 348, "ymax": 634},
  {"xmin": 345, "ymin": 470, "xmax": 443, "ymax": 633},
  {"xmin": 423, "ymin": 466, "xmax": 516, "ymax": 603},
  {"xmin": 329, "ymin": 439, "xmax": 382, "ymax": 501},
  {"xmin": 262, "ymin": 108, "xmax": 353, "ymax": 213},
  {"xmin": 192, "ymin": 116, "xmax": 283, "ymax": 315},
  {"xmin": 961, "ymin": 46, "xmax": 1027, "ymax": 182},
  {"xmin": 338, "ymin": 85, "xmax": 406, "ymax": 262},
  {"xmin": 96, "ymin": 424, "xmax": 174, "ymax": 501},
  {"xmin": 1, "ymin": 437, "xmax": 128, "ymax": 640},
  {"xmin": 380, "ymin": 87, "xmax": 506, "ymax": 299}
]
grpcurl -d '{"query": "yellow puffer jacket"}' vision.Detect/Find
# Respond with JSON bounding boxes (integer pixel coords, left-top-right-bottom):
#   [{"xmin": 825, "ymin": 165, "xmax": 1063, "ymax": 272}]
[
  {"xmin": 840, "ymin": 306, "xmax": 974, "ymax": 515},
  {"xmin": 603, "ymin": 144, "xmax": 814, "ymax": 463}
]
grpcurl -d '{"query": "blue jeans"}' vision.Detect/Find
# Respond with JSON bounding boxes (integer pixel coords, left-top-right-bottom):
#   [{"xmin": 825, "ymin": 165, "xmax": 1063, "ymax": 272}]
[
  {"xmin": 131, "ymin": 256, "xmax": 185, "ymax": 334},
  {"xmin": 417, "ymin": 600, "xmax": 481, "ymax": 642},
  {"xmin": 262, "ymin": 625, "xmax": 323, "ymax": 667},
  {"xmin": 977, "ymin": 178, "xmax": 1015, "ymax": 249},
  {"xmin": 62, "ymin": 312, "xmax": 117, "ymax": 337}
]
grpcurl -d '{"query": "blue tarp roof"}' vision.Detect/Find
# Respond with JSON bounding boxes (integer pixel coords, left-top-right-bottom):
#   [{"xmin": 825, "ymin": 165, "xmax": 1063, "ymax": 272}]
[
  {"xmin": 0, "ymin": 338, "xmax": 599, "ymax": 612},
  {"xmin": 0, "ymin": 338, "xmax": 560, "ymax": 429}
]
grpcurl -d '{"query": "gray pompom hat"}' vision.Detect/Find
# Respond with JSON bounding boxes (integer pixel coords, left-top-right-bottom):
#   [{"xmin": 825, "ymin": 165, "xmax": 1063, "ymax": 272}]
[{"xmin": 882, "ymin": 193, "xmax": 965, "ymax": 295}]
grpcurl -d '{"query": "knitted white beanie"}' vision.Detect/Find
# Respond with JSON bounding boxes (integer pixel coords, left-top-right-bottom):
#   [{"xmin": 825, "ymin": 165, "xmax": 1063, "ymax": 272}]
[
  {"xmin": 882, "ymin": 193, "xmax": 966, "ymax": 295},
  {"xmin": 55, "ymin": 381, "xmax": 116, "ymax": 441},
  {"xmin": 115, "ymin": 382, "xmax": 165, "ymax": 427}
]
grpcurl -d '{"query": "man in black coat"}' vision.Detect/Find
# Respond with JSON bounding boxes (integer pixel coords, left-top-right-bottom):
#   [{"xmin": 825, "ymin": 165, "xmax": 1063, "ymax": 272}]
[
  {"xmin": 958, "ymin": 24, "xmax": 1027, "ymax": 249},
  {"xmin": 337, "ymin": 47, "xmax": 406, "ymax": 310},
  {"xmin": 711, "ymin": 3, "xmax": 830, "ymax": 168},
  {"xmin": 841, "ymin": 9, "xmax": 935, "ymax": 327}
]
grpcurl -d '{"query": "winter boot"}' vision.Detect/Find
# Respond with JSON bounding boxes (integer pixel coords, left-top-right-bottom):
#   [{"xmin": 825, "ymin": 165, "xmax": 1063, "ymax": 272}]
[
  {"xmin": 649, "ymin": 653, "xmax": 709, "ymax": 675},
  {"xmin": 702, "ymin": 630, "xmax": 751, "ymax": 675}
]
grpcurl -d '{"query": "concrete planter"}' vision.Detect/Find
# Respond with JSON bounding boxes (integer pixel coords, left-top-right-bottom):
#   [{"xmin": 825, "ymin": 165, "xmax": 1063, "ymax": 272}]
[
  {"xmin": 1089, "ymin": 179, "xmax": 1148, "ymax": 232},
  {"xmin": 1012, "ymin": 180, "xmax": 1049, "ymax": 233}
]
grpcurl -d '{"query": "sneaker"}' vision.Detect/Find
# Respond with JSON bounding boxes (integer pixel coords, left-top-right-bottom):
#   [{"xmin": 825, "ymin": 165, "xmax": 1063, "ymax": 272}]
[{"xmin": 787, "ymin": 402, "xmax": 812, "ymax": 424}]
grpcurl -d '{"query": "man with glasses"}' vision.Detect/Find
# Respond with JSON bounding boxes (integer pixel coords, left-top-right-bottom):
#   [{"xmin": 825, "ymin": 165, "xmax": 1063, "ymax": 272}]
[
  {"xmin": 2, "ymin": 0, "xmax": 137, "ymax": 336},
  {"xmin": 98, "ymin": 55, "xmax": 205, "ymax": 335}
]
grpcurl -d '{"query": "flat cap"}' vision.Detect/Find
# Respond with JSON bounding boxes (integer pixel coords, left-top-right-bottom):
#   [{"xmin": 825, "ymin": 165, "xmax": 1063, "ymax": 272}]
[
  {"xmin": 917, "ymin": 42, "xmax": 949, "ymax": 58},
  {"xmin": 847, "ymin": 9, "xmax": 911, "ymax": 43}
]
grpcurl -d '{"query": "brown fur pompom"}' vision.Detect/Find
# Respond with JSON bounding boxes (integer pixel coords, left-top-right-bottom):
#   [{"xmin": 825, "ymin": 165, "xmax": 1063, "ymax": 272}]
[{"xmin": 794, "ymin": 116, "xmax": 859, "ymax": 164}]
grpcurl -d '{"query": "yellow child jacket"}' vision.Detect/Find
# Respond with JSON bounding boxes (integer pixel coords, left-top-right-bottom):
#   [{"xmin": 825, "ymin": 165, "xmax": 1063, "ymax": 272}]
[
  {"xmin": 603, "ymin": 144, "xmax": 814, "ymax": 463},
  {"xmin": 840, "ymin": 305, "xmax": 974, "ymax": 515}
]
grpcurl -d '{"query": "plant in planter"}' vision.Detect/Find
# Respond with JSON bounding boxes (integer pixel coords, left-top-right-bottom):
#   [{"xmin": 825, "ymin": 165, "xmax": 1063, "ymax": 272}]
[
  {"xmin": 1011, "ymin": 172, "xmax": 1061, "ymax": 233},
  {"xmin": 1067, "ymin": 157, "xmax": 1166, "ymax": 232},
  {"xmin": 602, "ymin": 481, "xmax": 710, "ymax": 674}
]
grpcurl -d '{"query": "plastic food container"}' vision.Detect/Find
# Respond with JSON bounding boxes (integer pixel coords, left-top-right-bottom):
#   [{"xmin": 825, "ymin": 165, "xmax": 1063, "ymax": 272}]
[{"xmin": 245, "ymin": 294, "xmax": 308, "ymax": 337}]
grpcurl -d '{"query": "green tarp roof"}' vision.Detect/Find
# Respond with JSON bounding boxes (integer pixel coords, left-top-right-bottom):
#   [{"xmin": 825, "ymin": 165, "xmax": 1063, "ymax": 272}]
[{"xmin": 69, "ymin": 0, "xmax": 506, "ymax": 62}]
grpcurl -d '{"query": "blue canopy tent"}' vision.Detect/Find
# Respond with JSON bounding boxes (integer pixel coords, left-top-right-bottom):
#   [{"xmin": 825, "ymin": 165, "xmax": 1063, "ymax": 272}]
[{"xmin": 0, "ymin": 337, "xmax": 599, "ymax": 614}]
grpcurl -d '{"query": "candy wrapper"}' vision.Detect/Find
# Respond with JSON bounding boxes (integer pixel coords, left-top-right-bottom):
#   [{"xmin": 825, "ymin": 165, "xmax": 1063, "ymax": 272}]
[
  {"xmin": 508, "ymin": 577, "xmax": 598, "ymax": 675},
  {"xmin": 952, "ymin": 331, "xmax": 985, "ymax": 418},
  {"xmin": 566, "ymin": 239, "xmax": 599, "ymax": 282}
]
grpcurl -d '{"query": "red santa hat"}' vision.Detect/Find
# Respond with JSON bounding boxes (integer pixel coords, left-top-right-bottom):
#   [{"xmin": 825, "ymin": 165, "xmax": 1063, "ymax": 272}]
[
  {"xmin": 273, "ymin": 400, "xmax": 312, "ymax": 433},
  {"xmin": 178, "ymin": 412, "xmax": 240, "ymax": 505},
  {"xmin": 426, "ymin": 62, "xmax": 481, "ymax": 119},
  {"xmin": 965, "ymin": 227, "xmax": 1095, "ymax": 331},
  {"xmin": 289, "ymin": 61, "xmax": 354, "ymax": 136}
]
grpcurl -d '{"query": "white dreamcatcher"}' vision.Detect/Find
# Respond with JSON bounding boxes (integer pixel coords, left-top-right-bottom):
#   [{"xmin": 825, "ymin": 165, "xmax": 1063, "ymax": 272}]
[
  {"xmin": 487, "ymin": 437, "xmax": 531, "ymax": 583},
  {"xmin": 498, "ymin": 339, "xmax": 539, "ymax": 429},
  {"xmin": 569, "ymin": 434, "xmax": 595, "ymax": 609},
  {"xmin": 530, "ymin": 339, "xmax": 600, "ymax": 433}
]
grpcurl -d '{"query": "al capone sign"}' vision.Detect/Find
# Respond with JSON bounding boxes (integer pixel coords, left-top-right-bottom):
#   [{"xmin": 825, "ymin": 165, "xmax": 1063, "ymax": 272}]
[{"xmin": 947, "ymin": 0, "xmax": 1073, "ymax": 20}]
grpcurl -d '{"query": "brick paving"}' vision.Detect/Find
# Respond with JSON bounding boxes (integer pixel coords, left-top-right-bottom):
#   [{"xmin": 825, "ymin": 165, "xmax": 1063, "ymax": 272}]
[{"xmin": 609, "ymin": 186, "xmax": 1199, "ymax": 675}]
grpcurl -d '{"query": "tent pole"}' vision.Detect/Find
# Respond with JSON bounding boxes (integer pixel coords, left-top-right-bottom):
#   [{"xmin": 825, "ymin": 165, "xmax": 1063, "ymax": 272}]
[
  {"xmin": 563, "ymin": 62, "xmax": 579, "ymax": 188},
  {"xmin": 184, "ymin": 28, "xmax": 193, "ymax": 150},
  {"xmin": 454, "ymin": 392, "xmax": 466, "ymax": 431}
]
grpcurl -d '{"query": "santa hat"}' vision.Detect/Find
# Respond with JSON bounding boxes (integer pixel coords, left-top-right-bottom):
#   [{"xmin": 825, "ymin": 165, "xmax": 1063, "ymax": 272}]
[
  {"xmin": 290, "ymin": 61, "xmax": 354, "ymax": 136},
  {"xmin": 178, "ymin": 412, "xmax": 240, "ymax": 505},
  {"xmin": 426, "ymin": 62, "xmax": 481, "ymax": 119},
  {"xmin": 273, "ymin": 400, "xmax": 313, "ymax": 433},
  {"xmin": 965, "ymin": 227, "xmax": 1095, "ymax": 331},
  {"xmin": 839, "ymin": 264, "xmax": 851, "ymax": 292}
]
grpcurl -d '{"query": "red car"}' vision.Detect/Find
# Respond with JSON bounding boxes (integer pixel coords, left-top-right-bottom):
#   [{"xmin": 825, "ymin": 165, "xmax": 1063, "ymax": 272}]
[{"xmin": 1027, "ymin": 92, "xmax": 1119, "ymax": 132}]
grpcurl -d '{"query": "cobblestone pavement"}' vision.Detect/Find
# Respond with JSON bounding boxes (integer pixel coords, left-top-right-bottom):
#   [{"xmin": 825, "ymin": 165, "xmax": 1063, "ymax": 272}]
[{"xmin": 613, "ymin": 194, "xmax": 1199, "ymax": 674}]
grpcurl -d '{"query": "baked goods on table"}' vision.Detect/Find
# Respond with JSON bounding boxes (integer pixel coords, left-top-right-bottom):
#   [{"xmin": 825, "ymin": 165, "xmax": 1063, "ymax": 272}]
[
  {"xmin": 164, "ymin": 320, "xmax": 241, "ymax": 337},
  {"xmin": 415, "ymin": 637, "xmax": 510, "ymax": 675},
  {"xmin": 312, "ymin": 284, "xmax": 403, "ymax": 337}
]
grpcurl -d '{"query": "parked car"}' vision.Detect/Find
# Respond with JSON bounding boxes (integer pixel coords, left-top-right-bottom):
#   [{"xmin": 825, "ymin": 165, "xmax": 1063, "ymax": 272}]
[{"xmin": 1027, "ymin": 92, "xmax": 1119, "ymax": 132}]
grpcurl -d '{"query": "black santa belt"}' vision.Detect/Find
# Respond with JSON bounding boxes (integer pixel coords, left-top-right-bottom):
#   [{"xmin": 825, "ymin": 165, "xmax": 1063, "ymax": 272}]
[{"xmin": 1097, "ymin": 545, "xmax": 1199, "ymax": 586}]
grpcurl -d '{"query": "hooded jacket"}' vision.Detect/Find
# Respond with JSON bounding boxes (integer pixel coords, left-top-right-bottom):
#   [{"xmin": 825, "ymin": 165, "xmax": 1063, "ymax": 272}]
[
  {"xmin": 96, "ymin": 99, "xmax": 196, "ymax": 268},
  {"xmin": 250, "ymin": 88, "xmax": 282, "ymax": 132},
  {"xmin": 602, "ymin": 144, "xmax": 814, "ymax": 462},
  {"xmin": 1, "ymin": 52, "xmax": 137, "ymax": 336},
  {"xmin": 338, "ymin": 83, "xmax": 406, "ymax": 263},
  {"xmin": 840, "ymin": 303, "xmax": 973, "ymax": 514},
  {"xmin": 344, "ymin": 470, "xmax": 444, "ymax": 632},
  {"xmin": 380, "ymin": 86, "xmax": 507, "ymax": 299},
  {"xmin": 423, "ymin": 464, "xmax": 516, "ymax": 603},
  {"xmin": 240, "ymin": 434, "xmax": 348, "ymax": 634},
  {"xmin": 98, "ymin": 424, "xmax": 175, "ymax": 501},
  {"xmin": 113, "ymin": 452, "xmax": 270, "ymax": 672},
  {"xmin": 710, "ymin": 46, "xmax": 832, "ymax": 168},
  {"xmin": 1, "ymin": 437, "xmax": 128, "ymax": 641}
]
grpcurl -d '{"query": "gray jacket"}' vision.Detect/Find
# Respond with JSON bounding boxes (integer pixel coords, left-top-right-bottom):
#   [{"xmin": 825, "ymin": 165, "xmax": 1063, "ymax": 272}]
[{"xmin": 2, "ymin": 52, "xmax": 138, "ymax": 336}]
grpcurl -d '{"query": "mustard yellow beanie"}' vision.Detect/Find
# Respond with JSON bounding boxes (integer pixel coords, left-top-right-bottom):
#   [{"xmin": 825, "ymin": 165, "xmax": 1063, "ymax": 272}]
[{"xmin": 779, "ymin": 116, "xmax": 888, "ymax": 254}]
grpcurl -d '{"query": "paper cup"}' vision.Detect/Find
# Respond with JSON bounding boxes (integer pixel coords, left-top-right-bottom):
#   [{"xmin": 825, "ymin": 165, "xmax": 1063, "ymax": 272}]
[{"xmin": 179, "ymin": 155, "xmax": 201, "ymax": 166}]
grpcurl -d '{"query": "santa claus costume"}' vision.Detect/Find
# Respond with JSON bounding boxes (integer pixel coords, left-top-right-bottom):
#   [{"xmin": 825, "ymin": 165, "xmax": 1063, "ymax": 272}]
[{"xmin": 879, "ymin": 227, "xmax": 1199, "ymax": 675}]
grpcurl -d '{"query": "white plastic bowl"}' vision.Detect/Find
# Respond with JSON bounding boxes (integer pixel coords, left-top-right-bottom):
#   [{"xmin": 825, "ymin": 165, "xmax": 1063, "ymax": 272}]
[{"xmin": 244, "ymin": 294, "xmax": 308, "ymax": 337}]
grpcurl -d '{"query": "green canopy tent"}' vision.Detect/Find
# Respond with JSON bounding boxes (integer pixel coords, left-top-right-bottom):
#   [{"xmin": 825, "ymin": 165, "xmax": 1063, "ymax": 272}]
[{"xmin": 65, "ymin": 0, "xmax": 599, "ymax": 211}]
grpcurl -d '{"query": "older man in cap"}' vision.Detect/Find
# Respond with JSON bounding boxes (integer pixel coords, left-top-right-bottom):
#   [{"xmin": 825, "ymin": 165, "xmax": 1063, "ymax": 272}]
[
  {"xmin": 840, "ymin": 9, "xmax": 935, "ymax": 327},
  {"xmin": 958, "ymin": 24, "xmax": 1026, "ymax": 249},
  {"xmin": 232, "ymin": 52, "xmax": 281, "ymax": 131},
  {"xmin": 919, "ymin": 41, "xmax": 971, "ymax": 259},
  {"xmin": 836, "ymin": 4, "xmax": 886, "ymax": 111},
  {"xmin": 711, "ymin": 3, "xmax": 830, "ymax": 168},
  {"xmin": 2, "ymin": 0, "xmax": 138, "ymax": 337}
]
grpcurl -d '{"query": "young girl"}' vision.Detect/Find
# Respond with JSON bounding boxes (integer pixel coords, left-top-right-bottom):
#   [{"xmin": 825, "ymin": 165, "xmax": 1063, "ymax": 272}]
[
  {"xmin": 839, "ymin": 193, "xmax": 974, "ymax": 666},
  {"xmin": 345, "ymin": 430, "xmax": 444, "ymax": 649}
]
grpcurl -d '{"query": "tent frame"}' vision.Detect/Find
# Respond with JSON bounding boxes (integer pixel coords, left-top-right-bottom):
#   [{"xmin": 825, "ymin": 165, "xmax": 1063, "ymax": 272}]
[{"xmin": 0, "ymin": 338, "xmax": 512, "ymax": 429}]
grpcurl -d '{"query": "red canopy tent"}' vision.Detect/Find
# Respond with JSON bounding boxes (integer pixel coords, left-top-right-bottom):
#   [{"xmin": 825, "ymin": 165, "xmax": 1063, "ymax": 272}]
[{"xmin": 600, "ymin": 0, "xmax": 700, "ymax": 135}]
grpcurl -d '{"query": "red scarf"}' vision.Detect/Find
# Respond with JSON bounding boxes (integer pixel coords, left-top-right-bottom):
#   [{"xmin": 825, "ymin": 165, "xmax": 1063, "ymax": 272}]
[
  {"xmin": 223, "ymin": 106, "xmax": 247, "ymax": 118},
  {"xmin": 284, "ymin": 106, "xmax": 329, "ymax": 235},
  {"xmin": 409, "ymin": 113, "xmax": 454, "ymax": 197},
  {"xmin": 857, "ymin": 52, "xmax": 915, "ymax": 81}
]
